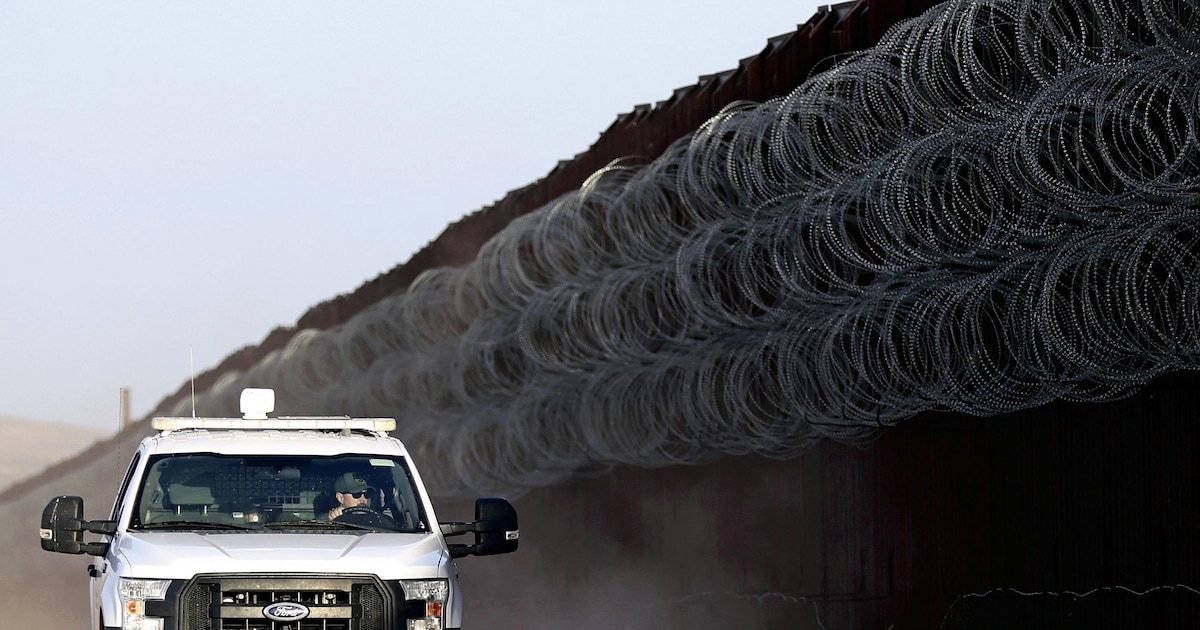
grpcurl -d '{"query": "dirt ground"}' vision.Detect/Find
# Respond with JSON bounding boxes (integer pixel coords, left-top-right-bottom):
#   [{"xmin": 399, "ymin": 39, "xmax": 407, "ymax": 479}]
[{"xmin": 0, "ymin": 416, "xmax": 109, "ymax": 491}]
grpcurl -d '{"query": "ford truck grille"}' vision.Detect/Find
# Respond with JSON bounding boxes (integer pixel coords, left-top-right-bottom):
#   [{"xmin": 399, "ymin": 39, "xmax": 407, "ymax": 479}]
[{"xmin": 178, "ymin": 575, "xmax": 392, "ymax": 630}]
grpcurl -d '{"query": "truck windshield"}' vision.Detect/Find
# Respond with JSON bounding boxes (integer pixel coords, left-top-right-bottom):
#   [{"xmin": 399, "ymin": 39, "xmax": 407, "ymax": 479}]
[{"xmin": 128, "ymin": 454, "xmax": 429, "ymax": 533}]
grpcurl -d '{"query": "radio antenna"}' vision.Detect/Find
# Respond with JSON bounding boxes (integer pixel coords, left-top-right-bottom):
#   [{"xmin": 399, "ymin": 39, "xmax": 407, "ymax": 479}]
[
  {"xmin": 190, "ymin": 345, "xmax": 197, "ymax": 418},
  {"xmin": 114, "ymin": 389, "xmax": 121, "ymax": 480}
]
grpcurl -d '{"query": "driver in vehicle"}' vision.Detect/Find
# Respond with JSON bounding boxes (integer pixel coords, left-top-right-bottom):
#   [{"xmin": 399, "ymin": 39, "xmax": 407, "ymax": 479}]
[{"xmin": 323, "ymin": 472, "xmax": 374, "ymax": 521}]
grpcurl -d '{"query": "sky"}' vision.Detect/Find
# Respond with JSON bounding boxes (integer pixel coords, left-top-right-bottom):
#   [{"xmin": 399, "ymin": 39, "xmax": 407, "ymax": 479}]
[{"xmin": 1, "ymin": 1, "xmax": 829, "ymax": 432}]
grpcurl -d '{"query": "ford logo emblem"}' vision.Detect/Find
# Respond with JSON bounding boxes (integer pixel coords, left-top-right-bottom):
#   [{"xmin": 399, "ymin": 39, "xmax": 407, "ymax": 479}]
[{"xmin": 263, "ymin": 601, "xmax": 311, "ymax": 621}]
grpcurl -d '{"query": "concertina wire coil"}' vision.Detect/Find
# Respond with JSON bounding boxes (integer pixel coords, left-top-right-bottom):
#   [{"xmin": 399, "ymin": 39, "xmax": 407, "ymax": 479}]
[{"xmin": 173, "ymin": 0, "xmax": 1200, "ymax": 498}]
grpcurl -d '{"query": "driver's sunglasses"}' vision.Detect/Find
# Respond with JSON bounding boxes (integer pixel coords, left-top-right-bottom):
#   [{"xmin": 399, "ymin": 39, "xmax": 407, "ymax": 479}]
[{"xmin": 347, "ymin": 489, "xmax": 372, "ymax": 499}]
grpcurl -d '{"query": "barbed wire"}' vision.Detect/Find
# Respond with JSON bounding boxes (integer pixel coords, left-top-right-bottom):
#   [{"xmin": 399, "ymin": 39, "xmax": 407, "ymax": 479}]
[{"xmin": 174, "ymin": 0, "xmax": 1200, "ymax": 498}]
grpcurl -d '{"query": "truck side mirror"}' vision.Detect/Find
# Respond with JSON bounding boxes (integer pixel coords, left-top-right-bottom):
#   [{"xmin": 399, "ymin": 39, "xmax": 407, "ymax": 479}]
[
  {"xmin": 39, "ymin": 496, "xmax": 113, "ymax": 557},
  {"xmin": 473, "ymin": 497, "xmax": 519, "ymax": 556},
  {"xmin": 442, "ymin": 497, "xmax": 520, "ymax": 558}
]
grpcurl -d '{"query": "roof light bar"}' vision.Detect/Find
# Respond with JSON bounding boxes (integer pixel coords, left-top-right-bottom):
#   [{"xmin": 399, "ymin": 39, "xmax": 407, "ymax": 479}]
[{"xmin": 151, "ymin": 417, "xmax": 397, "ymax": 432}]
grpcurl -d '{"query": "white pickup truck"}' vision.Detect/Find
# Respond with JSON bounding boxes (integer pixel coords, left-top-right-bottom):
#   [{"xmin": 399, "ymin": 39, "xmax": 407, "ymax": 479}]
[{"xmin": 39, "ymin": 388, "xmax": 519, "ymax": 630}]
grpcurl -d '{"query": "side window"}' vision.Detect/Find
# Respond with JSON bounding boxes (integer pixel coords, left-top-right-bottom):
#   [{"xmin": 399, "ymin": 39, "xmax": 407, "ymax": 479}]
[
  {"xmin": 391, "ymin": 462, "xmax": 427, "ymax": 531},
  {"xmin": 110, "ymin": 452, "xmax": 143, "ymax": 521}
]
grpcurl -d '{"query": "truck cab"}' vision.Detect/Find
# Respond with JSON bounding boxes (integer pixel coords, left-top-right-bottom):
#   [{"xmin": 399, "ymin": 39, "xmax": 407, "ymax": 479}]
[{"xmin": 39, "ymin": 388, "xmax": 518, "ymax": 630}]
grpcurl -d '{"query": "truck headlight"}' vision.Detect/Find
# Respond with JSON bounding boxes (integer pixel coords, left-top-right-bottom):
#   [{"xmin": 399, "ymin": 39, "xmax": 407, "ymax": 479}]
[
  {"xmin": 118, "ymin": 578, "xmax": 170, "ymax": 630},
  {"xmin": 400, "ymin": 578, "xmax": 448, "ymax": 630}
]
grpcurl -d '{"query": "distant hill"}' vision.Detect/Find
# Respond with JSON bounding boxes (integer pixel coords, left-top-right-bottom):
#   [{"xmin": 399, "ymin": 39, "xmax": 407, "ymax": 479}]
[{"xmin": 0, "ymin": 416, "xmax": 110, "ymax": 492}]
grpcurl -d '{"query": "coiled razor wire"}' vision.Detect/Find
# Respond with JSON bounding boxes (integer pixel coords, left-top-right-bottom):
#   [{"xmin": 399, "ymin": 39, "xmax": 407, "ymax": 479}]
[{"xmin": 172, "ymin": 0, "xmax": 1200, "ymax": 498}]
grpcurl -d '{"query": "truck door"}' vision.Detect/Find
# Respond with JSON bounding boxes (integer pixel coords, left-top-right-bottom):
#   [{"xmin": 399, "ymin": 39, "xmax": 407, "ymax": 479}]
[{"xmin": 92, "ymin": 451, "xmax": 142, "ymax": 630}]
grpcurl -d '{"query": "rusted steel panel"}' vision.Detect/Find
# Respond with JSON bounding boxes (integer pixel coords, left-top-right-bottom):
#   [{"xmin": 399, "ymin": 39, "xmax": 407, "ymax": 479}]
[
  {"xmin": 707, "ymin": 68, "xmax": 740, "ymax": 116},
  {"xmin": 832, "ymin": 1, "xmax": 869, "ymax": 51}
]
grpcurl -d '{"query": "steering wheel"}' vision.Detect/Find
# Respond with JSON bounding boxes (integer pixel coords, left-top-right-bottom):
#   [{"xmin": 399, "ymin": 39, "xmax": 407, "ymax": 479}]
[{"xmin": 334, "ymin": 506, "xmax": 397, "ymax": 529}]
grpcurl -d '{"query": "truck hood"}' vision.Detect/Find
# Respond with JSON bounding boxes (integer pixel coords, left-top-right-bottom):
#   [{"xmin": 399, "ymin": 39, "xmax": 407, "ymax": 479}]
[{"xmin": 111, "ymin": 530, "xmax": 450, "ymax": 579}]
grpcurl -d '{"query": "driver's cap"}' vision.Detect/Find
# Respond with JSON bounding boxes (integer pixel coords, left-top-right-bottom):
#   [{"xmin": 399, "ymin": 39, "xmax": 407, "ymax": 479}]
[{"xmin": 335, "ymin": 472, "xmax": 372, "ymax": 494}]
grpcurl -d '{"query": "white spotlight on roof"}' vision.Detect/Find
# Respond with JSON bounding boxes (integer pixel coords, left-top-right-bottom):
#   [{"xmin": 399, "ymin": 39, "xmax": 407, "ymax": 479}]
[{"xmin": 239, "ymin": 388, "xmax": 276, "ymax": 420}]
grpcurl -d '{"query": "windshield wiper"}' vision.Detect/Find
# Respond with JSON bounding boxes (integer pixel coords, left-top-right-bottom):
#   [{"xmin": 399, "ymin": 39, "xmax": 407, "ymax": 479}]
[
  {"xmin": 138, "ymin": 521, "xmax": 256, "ymax": 531},
  {"xmin": 262, "ymin": 519, "xmax": 378, "ymax": 532}
]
